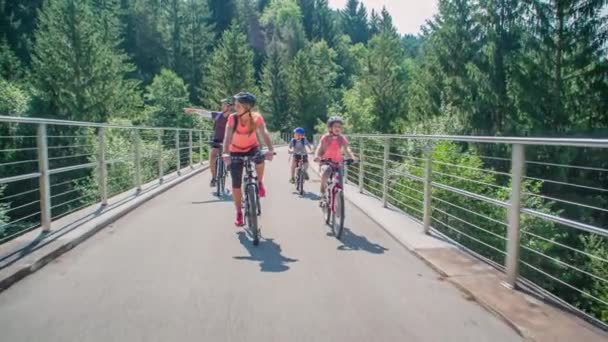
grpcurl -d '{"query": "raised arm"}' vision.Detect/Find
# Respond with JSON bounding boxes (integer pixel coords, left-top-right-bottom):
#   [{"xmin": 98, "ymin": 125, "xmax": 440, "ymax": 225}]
[{"xmin": 183, "ymin": 108, "xmax": 213, "ymax": 119}]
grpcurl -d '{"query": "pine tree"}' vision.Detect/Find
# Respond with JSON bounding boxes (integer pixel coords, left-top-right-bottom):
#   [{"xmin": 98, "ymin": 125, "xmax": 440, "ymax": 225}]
[
  {"xmin": 206, "ymin": 23, "xmax": 256, "ymax": 104},
  {"xmin": 286, "ymin": 41, "xmax": 337, "ymax": 132},
  {"xmin": 311, "ymin": 0, "xmax": 337, "ymax": 45},
  {"xmin": 340, "ymin": 0, "xmax": 369, "ymax": 44},
  {"xmin": 379, "ymin": 6, "xmax": 397, "ymax": 36},
  {"xmin": 122, "ymin": 0, "xmax": 167, "ymax": 83},
  {"xmin": 31, "ymin": 0, "xmax": 140, "ymax": 122},
  {"xmin": 181, "ymin": 0, "xmax": 214, "ymax": 103},
  {"xmin": 208, "ymin": 0, "xmax": 236, "ymax": 36},
  {"xmin": 260, "ymin": 38, "xmax": 290, "ymax": 131},
  {"xmin": 0, "ymin": 0, "xmax": 44, "ymax": 64},
  {"xmin": 0, "ymin": 38, "xmax": 24, "ymax": 80},
  {"xmin": 514, "ymin": 0, "xmax": 608, "ymax": 133},
  {"xmin": 90, "ymin": 0, "xmax": 124, "ymax": 44},
  {"xmin": 369, "ymin": 9, "xmax": 381, "ymax": 37},
  {"xmin": 261, "ymin": 0, "xmax": 307, "ymax": 60},
  {"xmin": 161, "ymin": 0, "xmax": 184, "ymax": 70},
  {"xmin": 411, "ymin": 0, "xmax": 482, "ymax": 132},
  {"xmin": 297, "ymin": 0, "xmax": 315, "ymax": 39},
  {"xmin": 360, "ymin": 31, "xmax": 409, "ymax": 132}
]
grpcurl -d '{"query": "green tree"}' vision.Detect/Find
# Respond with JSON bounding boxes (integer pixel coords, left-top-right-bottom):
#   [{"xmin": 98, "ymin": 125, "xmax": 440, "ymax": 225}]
[
  {"xmin": 90, "ymin": 0, "xmax": 124, "ymax": 44},
  {"xmin": 0, "ymin": 78, "xmax": 29, "ymax": 115},
  {"xmin": 356, "ymin": 31, "xmax": 409, "ymax": 132},
  {"xmin": 208, "ymin": 0, "xmax": 236, "ymax": 36},
  {"xmin": 144, "ymin": 68, "xmax": 193, "ymax": 128},
  {"xmin": 311, "ymin": 0, "xmax": 337, "ymax": 45},
  {"xmin": 369, "ymin": 9, "xmax": 380, "ymax": 37},
  {"xmin": 180, "ymin": 0, "xmax": 214, "ymax": 103},
  {"xmin": 340, "ymin": 0, "xmax": 369, "ymax": 44},
  {"xmin": 297, "ymin": 0, "xmax": 315, "ymax": 39},
  {"xmin": 0, "ymin": 0, "xmax": 44, "ymax": 64},
  {"xmin": 206, "ymin": 23, "xmax": 256, "ymax": 104},
  {"xmin": 122, "ymin": 0, "xmax": 167, "ymax": 83},
  {"xmin": 31, "ymin": 0, "xmax": 141, "ymax": 122},
  {"xmin": 260, "ymin": 38, "xmax": 290, "ymax": 131},
  {"xmin": 286, "ymin": 40, "xmax": 337, "ymax": 132},
  {"xmin": 0, "ymin": 38, "xmax": 24, "ymax": 80},
  {"xmin": 261, "ymin": 0, "xmax": 307, "ymax": 60}
]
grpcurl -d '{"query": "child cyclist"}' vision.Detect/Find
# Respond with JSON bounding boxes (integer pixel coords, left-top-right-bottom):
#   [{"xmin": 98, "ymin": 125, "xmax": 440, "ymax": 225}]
[
  {"xmin": 288, "ymin": 127, "xmax": 313, "ymax": 183},
  {"xmin": 314, "ymin": 116, "xmax": 357, "ymax": 205}
]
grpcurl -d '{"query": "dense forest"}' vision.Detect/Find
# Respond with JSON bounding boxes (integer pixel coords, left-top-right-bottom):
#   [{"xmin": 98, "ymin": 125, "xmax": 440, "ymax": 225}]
[{"xmin": 1, "ymin": 0, "xmax": 607, "ymax": 325}]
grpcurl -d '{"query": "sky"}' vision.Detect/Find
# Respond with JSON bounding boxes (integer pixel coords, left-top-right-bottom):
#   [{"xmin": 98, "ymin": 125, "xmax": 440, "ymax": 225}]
[{"xmin": 329, "ymin": 0, "xmax": 439, "ymax": 35}]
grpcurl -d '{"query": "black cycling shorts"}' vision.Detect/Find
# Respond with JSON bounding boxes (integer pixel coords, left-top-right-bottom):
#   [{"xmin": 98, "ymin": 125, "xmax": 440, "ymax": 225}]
[
  {"xmin": 230, "ymin": 148, "xmax": 264, "ymax": 189},
  {"xmin": 211, "ymin": 138, "xmax": 222, "ymax": 149},
  {"xmin": 294, "ymin": 154, "xmax": 308, "ymax": 163}
]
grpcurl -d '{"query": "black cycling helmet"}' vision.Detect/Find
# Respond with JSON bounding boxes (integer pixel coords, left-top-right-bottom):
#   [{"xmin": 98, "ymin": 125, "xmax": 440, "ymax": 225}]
[
  {"xmin": 327, "ymin": 116, "xmax": 344, "ymax": 127},
  {"xmin": 221, "ymin": 97, "xmax": 234, "ymax": 105},
  {"xmin": 233, "ymin": 92, "xmax": 256, "ymax": 106}
]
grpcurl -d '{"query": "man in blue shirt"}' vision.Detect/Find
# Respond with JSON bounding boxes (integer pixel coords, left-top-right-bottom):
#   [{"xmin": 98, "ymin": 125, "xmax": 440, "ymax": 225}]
[{"xmin": 184, "ymin": 98, "xmax": 233, "ymax": 186}]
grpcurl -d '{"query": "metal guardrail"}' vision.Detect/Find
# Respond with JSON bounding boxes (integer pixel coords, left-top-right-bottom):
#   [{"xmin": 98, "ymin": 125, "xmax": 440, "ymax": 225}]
[
  {"xmin": 0, "ymin": 115, "xmax": 215, "ymax": 243},
  {"xmin": 0, "ymin": 115, "xmax": 286, "ymax": 244},
  {"xmin": 313, "ymin": 133, "xmax": 608, "ymax": 327}
]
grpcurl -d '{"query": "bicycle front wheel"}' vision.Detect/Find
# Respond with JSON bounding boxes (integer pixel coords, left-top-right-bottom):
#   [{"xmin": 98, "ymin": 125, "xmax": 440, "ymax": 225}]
[
  {"xmin": 246, "ymin": 184, "xmax": 259, "ymax": 246},
  {"xmin": 324, "ymin": 188, "xmax": 331, "ymax": 225},
  {"xmin": 332, "ymin": 190, "xmax": 345, "ymax": 239}
]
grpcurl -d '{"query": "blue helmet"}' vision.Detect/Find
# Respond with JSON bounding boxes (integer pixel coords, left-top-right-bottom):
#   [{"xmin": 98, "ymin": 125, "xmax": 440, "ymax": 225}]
[
  {"xmin": 294, "ymin": 127, "xmax": 305, "ymax": 134},
  {"xmin": 233, "ymin": 92, "xmax": 256, "ymax": 106}
]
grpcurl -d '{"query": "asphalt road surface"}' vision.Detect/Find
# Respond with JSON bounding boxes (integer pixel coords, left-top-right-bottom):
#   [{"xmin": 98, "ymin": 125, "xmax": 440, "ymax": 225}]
[{"xmin": 0, "ymin": 150, "xmax": 522, "ymax": 342}]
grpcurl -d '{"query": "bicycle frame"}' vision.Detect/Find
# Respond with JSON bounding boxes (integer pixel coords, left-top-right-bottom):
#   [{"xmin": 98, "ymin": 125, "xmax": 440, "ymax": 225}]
[{"xmin": 323, "ymin": 161, "xmax": 344, "ymax": 212}]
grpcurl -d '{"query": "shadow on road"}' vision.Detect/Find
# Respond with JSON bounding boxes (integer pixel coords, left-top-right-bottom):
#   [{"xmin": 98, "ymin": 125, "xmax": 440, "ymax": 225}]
[
  {"xmin": 300, "ymin": 192, "xmax": 321, "ymax": 201},
  {"xmin": 234, "ymin": 231, "xmax": 298, "ymax": 273},
  {"xmin": 336, "ymin": 228, "xmax": 389, "ymax": 254},
  {"xmin": 191, "ymin": 194, "xmax": 232, "ymax": 204}
]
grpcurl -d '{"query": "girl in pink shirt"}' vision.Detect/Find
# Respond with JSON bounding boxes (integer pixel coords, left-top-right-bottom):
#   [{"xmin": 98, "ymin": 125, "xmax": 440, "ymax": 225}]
[{"xmin": 314, "ymin": 116, "xmax": 357, "ymax": 204}]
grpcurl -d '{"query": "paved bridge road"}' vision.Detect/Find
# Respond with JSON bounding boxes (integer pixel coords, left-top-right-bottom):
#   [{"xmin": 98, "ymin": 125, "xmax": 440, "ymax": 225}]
[{"xmin": 0, "ymin": 149, "xmax": 521, "ymax": 342}]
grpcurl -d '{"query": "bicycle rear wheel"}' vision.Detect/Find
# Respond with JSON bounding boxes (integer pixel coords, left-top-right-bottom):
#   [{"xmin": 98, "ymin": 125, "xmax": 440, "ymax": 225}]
[
  {"xmin": 246, "ymin": 184, "xmax": 259, "ymax": 246},
  {"xmin": 297, "ymin": 168, "xmax": 304, "ymax": 195},
  {"xmin": 216, "ymin": 158, "xmax": 223, "ymax": 196},
  {"xmin": 332, "ymin": 190, "xmax": 345, "ymax": 239}
]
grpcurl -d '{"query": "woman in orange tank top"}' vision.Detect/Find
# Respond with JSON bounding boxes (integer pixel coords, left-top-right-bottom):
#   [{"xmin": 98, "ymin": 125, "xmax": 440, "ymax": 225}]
[{"xmin": 222, "ymin": 92, "xmax": 275, "ymax": 227}]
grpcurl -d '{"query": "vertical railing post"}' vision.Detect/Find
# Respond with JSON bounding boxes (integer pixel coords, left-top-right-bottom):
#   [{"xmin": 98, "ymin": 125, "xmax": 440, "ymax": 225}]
[
  {"xmin": 199, "ymin": 131, "xmax": 204, "ymax": 165},
  {"xmin": 358, "ymin": 137, "xmax": 365, "ymax": 193},
  {"xmin": 423, "ymin": 146, "xmax": 434, "ymax": 234},
  {"xmin": 37, "ymin": 124, "xmax": 51, "ymax": 232},
  {"xmin": 382, "ymin": 137, "xmax": 390, "ymax": 207},
  {"xmin": 175, "ymin": 130, "xmax": 181, "ymax": 176},
  {"xmin": 98, "ymin": 127, "xmax": 108, "ymax": 206},
  {"xmin": 158, "ymin": 129, "xmax": 164, "ymax": 183},
  {"xmin": 134, "ymin": 129, "xmax": 142, "ymax": 191},
  {"xmin": 505, "ymin": 144, "xmax": 525, "ymax": 288},
  {"xmin": 188, "ymin": 130, "xmax": 193, "ymax": 168}
]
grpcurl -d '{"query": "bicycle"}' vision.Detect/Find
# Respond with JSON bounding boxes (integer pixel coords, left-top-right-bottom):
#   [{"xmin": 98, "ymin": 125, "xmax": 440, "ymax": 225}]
[
  {"xmin": 290, "ymin": 152, "xmax": 310, "ymax": 196},
  {"xmin": 232, "ymin": 150, "xmax": 274, "ymax": 246},
  {"xmin": 209, "ymin": 141, "xmax": 227, "ymax": 197},
  {"xmin": 320, "ymin": 159, "xmax": 354, "ymax": 240}
]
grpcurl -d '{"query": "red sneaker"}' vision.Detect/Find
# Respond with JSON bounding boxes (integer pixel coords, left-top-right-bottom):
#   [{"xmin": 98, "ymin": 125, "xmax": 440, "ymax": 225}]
[
  {"xmin": 258, "ymin": 182, "xmax": 266, "ymax": 198},
  {"xmin": 234, "ymin": 211, "xmax": 244, "ymax": 227}
]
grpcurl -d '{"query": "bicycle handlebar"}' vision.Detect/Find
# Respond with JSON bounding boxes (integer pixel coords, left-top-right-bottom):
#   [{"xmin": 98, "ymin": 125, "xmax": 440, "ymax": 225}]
[{"xmin": 320, "ymin": 158, "xmax": 355, "ymax": 166}]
